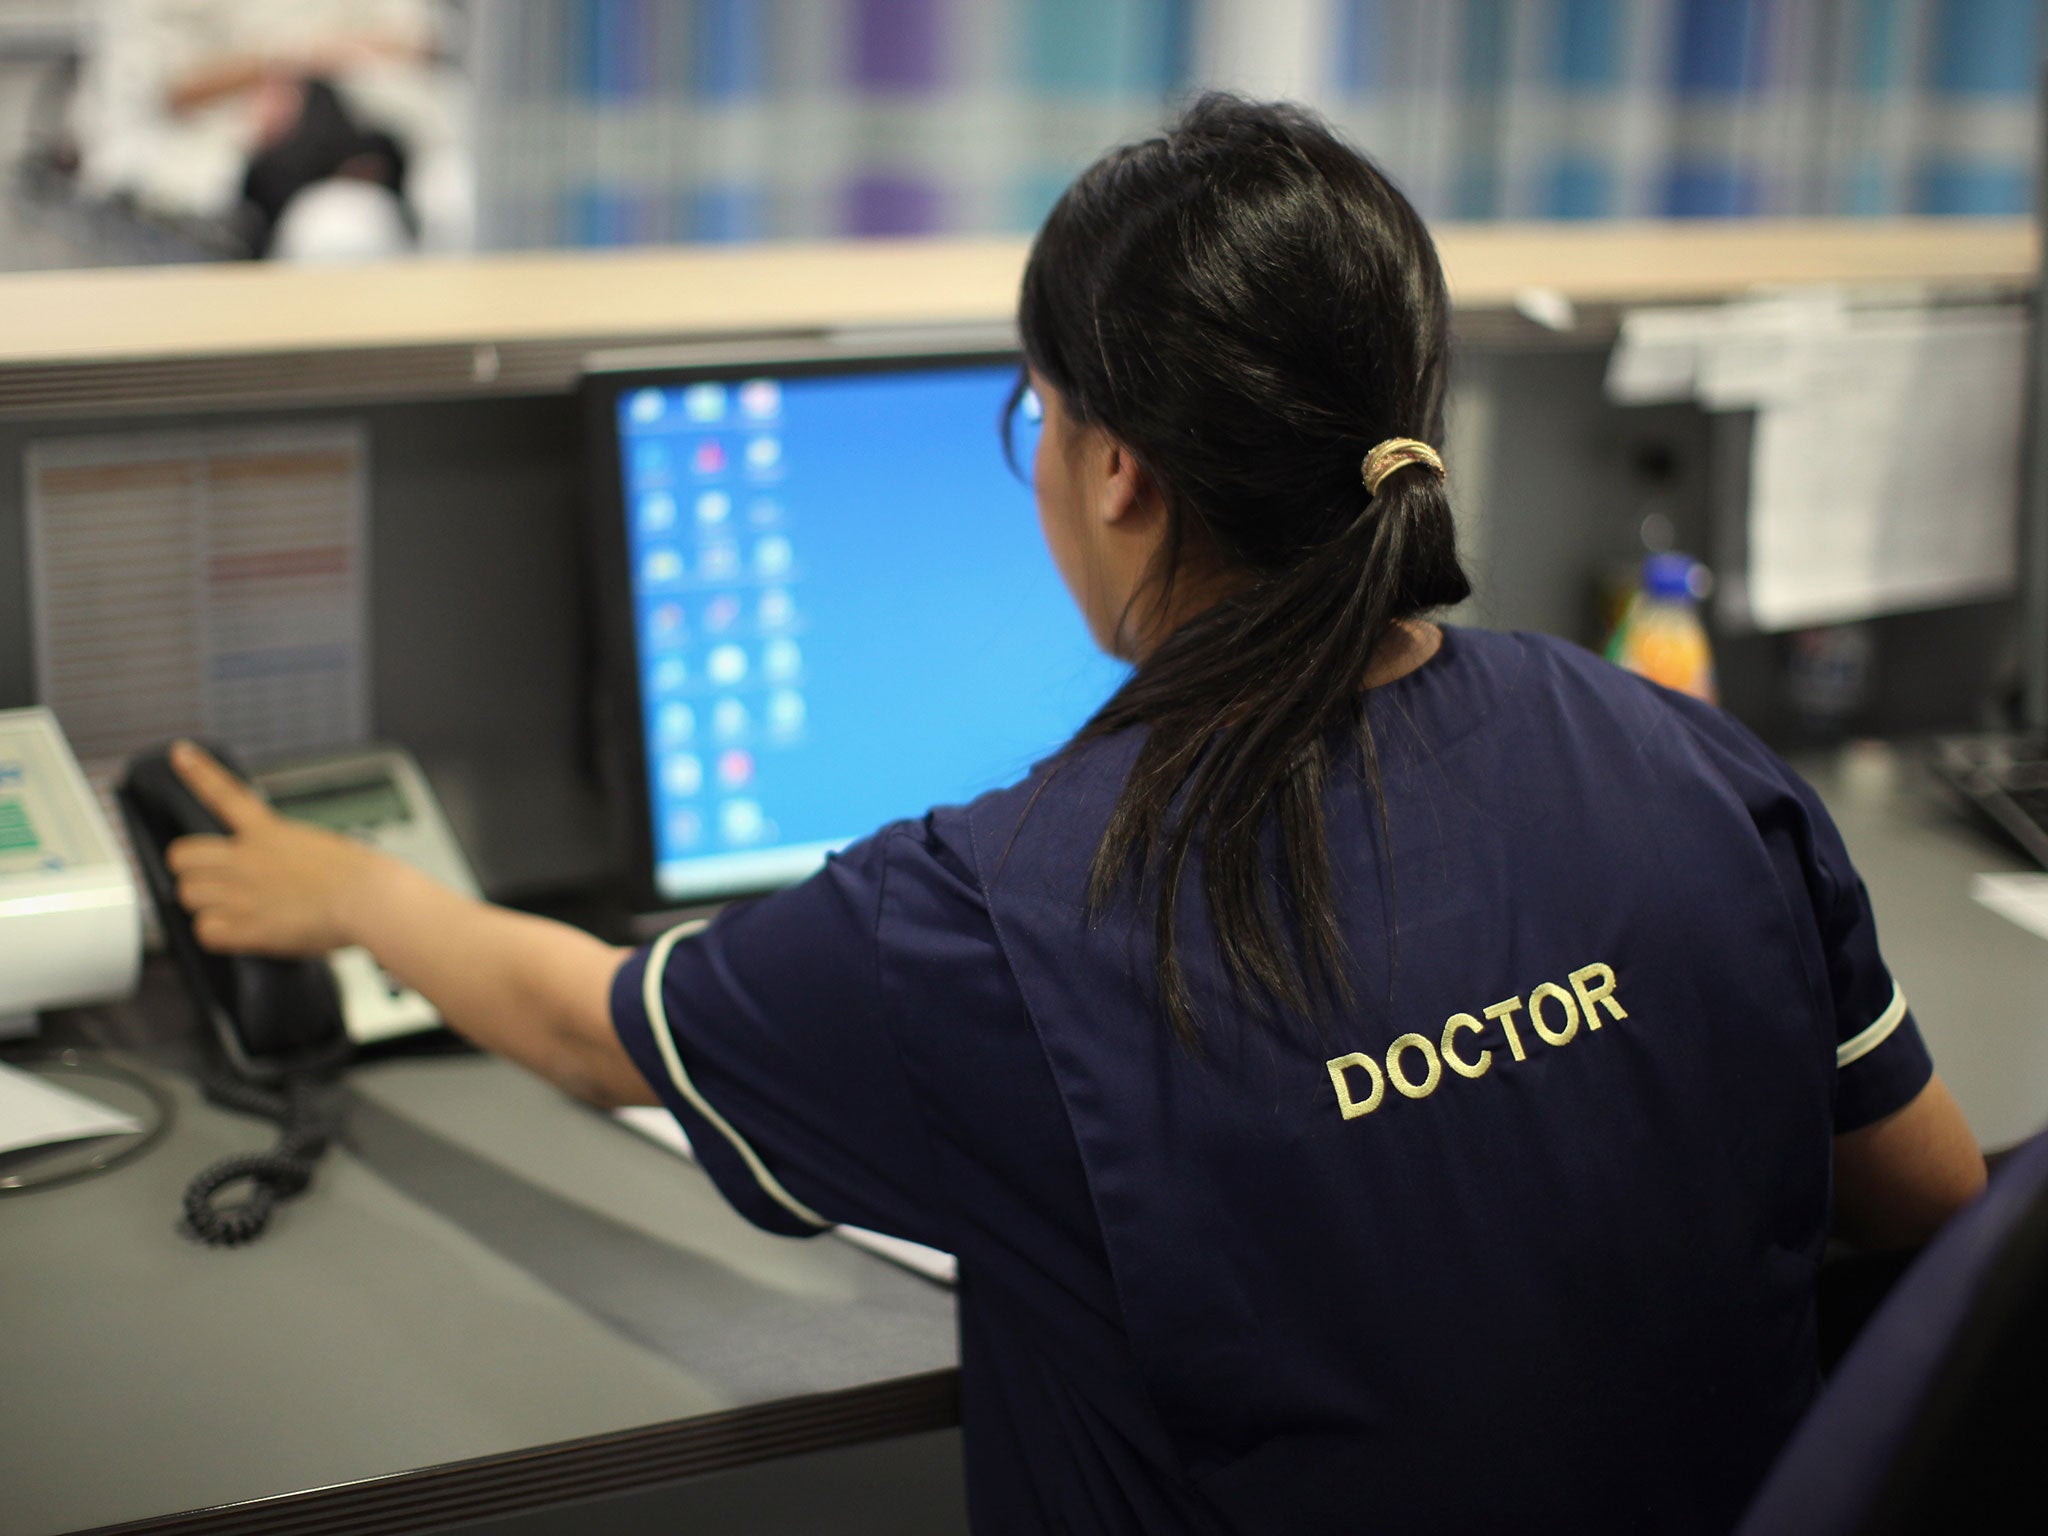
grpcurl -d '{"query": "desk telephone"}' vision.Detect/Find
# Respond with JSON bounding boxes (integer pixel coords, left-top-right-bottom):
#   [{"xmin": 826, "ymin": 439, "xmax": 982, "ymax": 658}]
[
  {"xmin": 120, "ymin": 747, "xmax": 350, "ymax": 1082},
  {"xmin": 117, "ymin": 741, "xmax": 482, "ymax": 1242},
  {"xmin": 119, "ymin": 742, "xmax": 482, "ymax": 1077}
]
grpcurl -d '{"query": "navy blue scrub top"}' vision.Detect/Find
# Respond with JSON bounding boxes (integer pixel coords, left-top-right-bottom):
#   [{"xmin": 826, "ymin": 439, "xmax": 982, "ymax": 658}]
[{"xmin": 611, "ymin": 625, "xmax": 1932, "ymax": 1536}]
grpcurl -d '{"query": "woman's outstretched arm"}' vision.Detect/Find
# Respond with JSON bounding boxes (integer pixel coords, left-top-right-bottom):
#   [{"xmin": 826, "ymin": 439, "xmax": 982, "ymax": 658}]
[{"xmin": 164, "ymin": 741, "xmax": 654, "ymax": 1108}]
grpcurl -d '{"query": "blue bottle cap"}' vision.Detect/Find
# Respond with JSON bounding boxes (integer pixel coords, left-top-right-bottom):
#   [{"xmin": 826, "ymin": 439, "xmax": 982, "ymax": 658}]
[{"xmin": 1642, "ymin": 552, "xmax": 1699, "ymax": 601}]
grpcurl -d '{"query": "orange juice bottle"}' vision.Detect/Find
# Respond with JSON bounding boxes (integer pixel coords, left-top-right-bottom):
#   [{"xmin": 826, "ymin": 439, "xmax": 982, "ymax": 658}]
[{"xmin": 1607, "ymin": 552, "xmax": 1716, "ymax": 703}]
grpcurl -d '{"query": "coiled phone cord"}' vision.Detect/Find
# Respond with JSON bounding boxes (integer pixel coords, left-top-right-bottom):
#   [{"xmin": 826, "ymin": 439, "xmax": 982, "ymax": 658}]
[{"xmin": 181, "ymin": 1073, "xmax": 346, "ymax": 1247}]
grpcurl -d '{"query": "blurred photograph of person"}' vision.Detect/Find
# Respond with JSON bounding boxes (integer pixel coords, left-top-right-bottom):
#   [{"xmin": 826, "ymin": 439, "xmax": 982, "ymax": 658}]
[{"xmin": 69, "ymin": 0, "xmax": 471, "ymax": 259}]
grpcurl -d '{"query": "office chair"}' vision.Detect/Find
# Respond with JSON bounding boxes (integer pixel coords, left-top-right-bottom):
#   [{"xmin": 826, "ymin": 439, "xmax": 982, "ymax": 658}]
[{"xmin": 1735, "ymin": 1129, "xmax": 2048, "ymax": 1536}]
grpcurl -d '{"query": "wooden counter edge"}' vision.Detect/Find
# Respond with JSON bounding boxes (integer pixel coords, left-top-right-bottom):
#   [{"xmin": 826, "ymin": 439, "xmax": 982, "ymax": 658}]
[{"xmin": 0, "ymin": 219, "xmax": 2029, "ymax": 371}]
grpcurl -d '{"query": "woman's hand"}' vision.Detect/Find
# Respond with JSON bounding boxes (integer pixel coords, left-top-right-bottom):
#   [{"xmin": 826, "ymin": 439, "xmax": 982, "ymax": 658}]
[
  {"xmin": 163, "ymin": 741, "xmax": 383, "ymax": 957},
  {"xmin": 159, "ymin": 743, "xmax": 646, "ymax": 1106}
]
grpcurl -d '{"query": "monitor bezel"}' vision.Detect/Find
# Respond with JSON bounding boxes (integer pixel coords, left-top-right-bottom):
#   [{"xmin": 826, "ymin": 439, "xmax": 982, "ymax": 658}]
[{"xmin": 581, "ymin": 333, "xmax": 1032, "ymax": 919}]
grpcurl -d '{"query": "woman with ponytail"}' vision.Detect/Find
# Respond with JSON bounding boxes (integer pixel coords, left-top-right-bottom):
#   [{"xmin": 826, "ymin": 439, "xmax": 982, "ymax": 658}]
[{"xmin": 165, "ymin": 97, "xmax": 1982, "ymax": 1534}]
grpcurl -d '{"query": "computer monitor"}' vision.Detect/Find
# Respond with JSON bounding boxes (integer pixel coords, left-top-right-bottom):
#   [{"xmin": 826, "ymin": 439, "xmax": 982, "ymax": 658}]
[{"xmin": 584, "ymin": 337, "xmax": 1127, "ymax": 911}]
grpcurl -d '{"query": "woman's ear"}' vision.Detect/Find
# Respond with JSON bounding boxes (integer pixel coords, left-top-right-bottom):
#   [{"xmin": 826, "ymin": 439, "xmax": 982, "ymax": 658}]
[{"xmin": 1099, "ymin": 438, "xmax": 1165, "ymax": 530}]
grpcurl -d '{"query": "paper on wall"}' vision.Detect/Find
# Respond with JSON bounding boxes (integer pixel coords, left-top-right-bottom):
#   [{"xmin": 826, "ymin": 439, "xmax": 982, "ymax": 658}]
[
  {"xmin": 1744, "ymin": 308, "xmax": 2024, "ymax": 630},
  {"xmin": 1605, "ymin": 303, "xmax": 1724, "ymax": 405},
  {"xmin": 25, "ymin": 423, "xmax": 371, "ymax": 799},
  {"xmin": 1606, "ymin": 292, "xmax": 1850, "ymax": 409},
  {"xmin": 1694, "ymin": 292, "xmax": 1850, "ymax": 410},
  {"xmin": 1607, "ymin": 296, "xmax": 2023, "ymax": 633}
]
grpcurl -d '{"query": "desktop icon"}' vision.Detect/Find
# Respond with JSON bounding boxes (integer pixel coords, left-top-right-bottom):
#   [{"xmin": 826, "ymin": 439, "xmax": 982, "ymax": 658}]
[
  {"xmin": 632, "ymin": 442, "xmax": 671, "ymax": 483},
  {"xmin": 758, "ymin": 587, "xmax": 795, "ymax": 629},
  {"xmin": 766, "ymin": 689, "xmax": 805, "ymax": 739},
  {"xmin": 707, "ymin": 644, "xmax": 748, "ymax": 686},
  {"xmin": 712, "ymin": 698, "xmax": 750, "ymax": 741},
  {"xmin": 747, "ymin": 496, "xmax": 782, "ymax": 527},
  {"xmin": 649, "ymin": 655, "xmax": 688, "ymax": 693},
  {"xmin": 763, "ymin": 638, "xmax": 802, "ymax": 682},
  {"xmin": 692, "ymin": 439, "xmax": 728, "ymax": 475},
  {"xmin": 739, "ymin": 379, "xmax": 780, "ymax": 419},
  {"xmin": 745, "ymin": 436, "xmax": 782, "ymax": 473},
  {"xmin": 700, "ymin": 542, "xmax": 741, "ymax": 581},
  {"xmin": 753, "ymin": 535, "xmax": 794, "ymax": 578},
  {"xmin": 662, "ymin": 753, "xmax": 704, "ymax": 797},
  {"xmin": 719, "ymin": 798, "xmax": 766, "ymax": 846},
  {"xmin": 684, "ymin": 382, "xmax": 727, "ymax": 422},
  {"xmin": 703, "ymin": 593, "xmax": 742, "ymax": 634},
  {"xmin": 629, "ymin": 388, "xmax": 666, "ymax": 425},
  {"xmin": 638, "ymin": 491, "xmax": 678, "ymax": 533},
  {"xmin": 656, "ymin": 702, "xmax": 695, "ymax": 746},
  {"xmin": 695, "ymin": 490, "xmax": 731, "ymax": 526},
  {"xmin": 666, "ymin": 808, "xmax": 703, "ymax": 849},
  {"xmin": 717, "ymin": 749, "xmax": 755, "ymax": 789},
  {"xmin": 641, "ymin": 548, "xmax": 685, "ymax": 586},
  {"xmin": 647, "ymin": 602, "xmax": 686, "ymax": 647}
]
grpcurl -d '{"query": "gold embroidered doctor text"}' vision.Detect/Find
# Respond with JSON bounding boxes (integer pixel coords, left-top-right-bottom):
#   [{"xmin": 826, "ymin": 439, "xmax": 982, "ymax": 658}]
[{"xmin": 1325, "ymin": 963, "xmax": 1627, "ymax": 1119}]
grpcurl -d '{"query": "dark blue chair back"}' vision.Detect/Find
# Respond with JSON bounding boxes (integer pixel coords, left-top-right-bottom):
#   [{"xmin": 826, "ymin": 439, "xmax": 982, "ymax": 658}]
[{"xmin": 1737, "ymin": 1130, "xmax": 2048, "ymax": 1536}]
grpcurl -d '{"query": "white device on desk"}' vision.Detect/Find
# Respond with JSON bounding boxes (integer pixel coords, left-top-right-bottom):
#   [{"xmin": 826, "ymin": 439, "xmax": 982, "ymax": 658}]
[
  {"xmin": 253, "ymin": 746, "xmax": 482, "ymax": 1047},
  {"xmin": 0, "ymin": 707, "xmax": 141, "ymax": 1037}
]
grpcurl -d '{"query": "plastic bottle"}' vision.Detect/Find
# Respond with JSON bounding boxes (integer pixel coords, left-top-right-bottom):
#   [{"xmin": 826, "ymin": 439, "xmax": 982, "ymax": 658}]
[{"xmin": 1606, "ymin": 552, "xmax": 1716, "ymax": 703}]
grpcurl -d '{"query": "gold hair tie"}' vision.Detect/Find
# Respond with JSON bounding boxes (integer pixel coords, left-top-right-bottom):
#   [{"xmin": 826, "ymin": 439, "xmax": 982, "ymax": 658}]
[{"xmin": 1361, "ymin": 438, "xmax": 1445, "ymax": 497}]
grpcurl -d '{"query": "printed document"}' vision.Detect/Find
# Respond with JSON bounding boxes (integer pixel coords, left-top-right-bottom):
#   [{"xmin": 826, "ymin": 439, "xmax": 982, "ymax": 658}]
[
  {"xmin": 26, "ymin": 423, "xmax": 371, "ymax": 793},
  {"xmin": 1608, "ymin": 298, "xmax": 2023, "ymax": 632}
]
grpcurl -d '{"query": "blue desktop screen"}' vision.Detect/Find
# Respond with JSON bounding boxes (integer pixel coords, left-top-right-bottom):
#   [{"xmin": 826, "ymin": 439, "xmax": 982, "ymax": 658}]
[{"xmin": 613, "ymin": 361, "xmax": 1127, "ymax": 902}]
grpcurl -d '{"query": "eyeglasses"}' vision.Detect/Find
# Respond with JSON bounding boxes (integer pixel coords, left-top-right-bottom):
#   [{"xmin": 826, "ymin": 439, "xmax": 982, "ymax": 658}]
[{"xmin": 1000, "ymin": 372, "xmax": 1043, "ymax": 484}]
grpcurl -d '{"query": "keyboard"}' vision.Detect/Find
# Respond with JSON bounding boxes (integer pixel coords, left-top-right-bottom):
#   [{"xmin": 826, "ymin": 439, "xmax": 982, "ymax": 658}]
[{"xmin": 1932, "ymin": 734, "xmax": 2048, "ymax": 868}]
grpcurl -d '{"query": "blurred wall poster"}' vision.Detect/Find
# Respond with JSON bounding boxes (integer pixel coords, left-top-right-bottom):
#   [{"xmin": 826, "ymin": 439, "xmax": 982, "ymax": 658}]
[{"xmin": 26, "ymin": 423, "xmax": 370, "ymax": 789}]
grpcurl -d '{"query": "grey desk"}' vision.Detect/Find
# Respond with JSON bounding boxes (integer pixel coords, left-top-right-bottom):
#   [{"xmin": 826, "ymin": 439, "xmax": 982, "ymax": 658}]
[
  {"xmin": 5, "ymin": 750, "xmax": 2046, "ymax": 1536},
  {"xmin": 1802, "ymin": 749, "xmax": 2048, "ymax": 1152},
  {"xmin": 0, "ymin": 977, "xmax": 965, "ymax": 1536}
]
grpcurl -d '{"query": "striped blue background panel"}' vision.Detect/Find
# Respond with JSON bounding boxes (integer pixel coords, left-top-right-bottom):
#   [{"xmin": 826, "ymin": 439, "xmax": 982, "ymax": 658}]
[{"xmin": 470, "ymin": 0, "xmax": 2039, "ymax": 248}]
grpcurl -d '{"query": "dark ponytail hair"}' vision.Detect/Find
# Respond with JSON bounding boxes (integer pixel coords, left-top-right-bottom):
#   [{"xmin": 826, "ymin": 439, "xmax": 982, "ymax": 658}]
[{"xmin": 1018, "ymin": 94, "xmax": 1471, "ymax": 1047}]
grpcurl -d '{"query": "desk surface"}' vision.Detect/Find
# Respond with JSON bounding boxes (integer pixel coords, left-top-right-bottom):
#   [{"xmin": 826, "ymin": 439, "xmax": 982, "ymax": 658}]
[
  {"xmin": 4, "ymin": 749, "xmax": 2045, "ymax": 1536},
  {"xmin": 1802, "ymin": 750, "xmax": 2048, "ymax": 1153},
  {"xmin": 0, "ymin": 1009, "xmax": 957, "ymax": 1536}
]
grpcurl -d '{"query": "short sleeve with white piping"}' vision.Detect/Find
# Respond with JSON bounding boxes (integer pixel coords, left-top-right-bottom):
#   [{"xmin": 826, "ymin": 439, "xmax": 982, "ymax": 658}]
[
  {"xmin": 609, "ymin": 824, "xmax": 951, "ymax": 1247},
  {"xmin": 1646, "ymin": 684, "xmax": 1935, "ymax": 1134},
  {"xmin": 1787, "ymin": 771, "xmax": 1933, "ymax": 1133}
]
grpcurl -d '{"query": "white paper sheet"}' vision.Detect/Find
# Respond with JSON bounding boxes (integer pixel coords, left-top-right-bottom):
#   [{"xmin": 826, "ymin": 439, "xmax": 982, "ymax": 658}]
[
  {"xmin": 1605, "ymin": 303, "xmax": 1723, "ymax": 405},
  {"xmin": 25, "ymin": 423, "xmax": 371, "ymax": 793},
  {"xmin": 1608, "ymin": 296, "xmax": 2024, "ymax": 633},
  {"xmin": 1606, "ymin": 293, "xmax": 1850, "ymax": 409},
  {"xmin": 614, "ymin": 1104, "xmax": 960, "ymax": 1286},
  {"xmin": 1695, "ymin": 293, "xmax": 1850, "ymax": 410},
  {"xmin": 0, "ymin": 1062, "xmax": 140, "ymax": 1157},
  {"xmin": 1745, "ymin": 308, "xmax": 2024, "ymax": 630},
  {"xmin": 1972, "ymin": 872, "xmax": 2048, "ymax": 945}
]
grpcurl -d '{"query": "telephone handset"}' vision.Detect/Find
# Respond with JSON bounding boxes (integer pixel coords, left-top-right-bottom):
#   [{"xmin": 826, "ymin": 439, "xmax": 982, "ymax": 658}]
[
  {"xmin": 118, "ymin": 745, "xmax": 350, "ymax": 1084},
  {"xmin": 120, "ymin": 740, "xmax": 481, "ymax": 1243}
]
